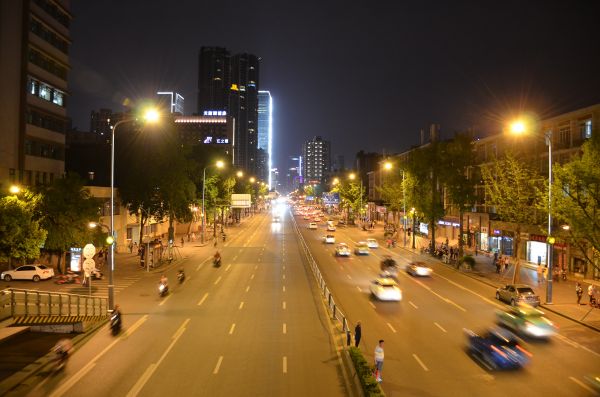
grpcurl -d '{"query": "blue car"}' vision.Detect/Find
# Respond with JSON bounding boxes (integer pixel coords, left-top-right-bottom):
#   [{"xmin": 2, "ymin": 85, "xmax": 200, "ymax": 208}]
[{"xmin": 464, "ymin": 327, "xmax": 531, "ymax": 370}]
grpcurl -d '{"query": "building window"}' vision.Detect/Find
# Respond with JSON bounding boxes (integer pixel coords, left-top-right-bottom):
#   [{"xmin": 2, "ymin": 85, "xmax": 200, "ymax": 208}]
[
  {"xmin": 26, "ymin": 107, "xmax": 68, "ymax": 134},
  {"xmin": 580, "ymin": 119, "xmax": 592, "ymax": 139},
  {"xmin": 558, "ymin": 124, "xmax": 571, "ymax": 146},
  {"xmin": 27, "ymin": 76, "xmax": 67, "ymax": 107},
  {"xmin": 28, "ymin": 47, "xmax": 68, "ymax": 80},
  {"xmin": 29, "ymin": 16, "xmax": 69, "ymax": 54},
  {"xmin": 32, "ymin": 0, "xmax": 70, "ymax": 28}
]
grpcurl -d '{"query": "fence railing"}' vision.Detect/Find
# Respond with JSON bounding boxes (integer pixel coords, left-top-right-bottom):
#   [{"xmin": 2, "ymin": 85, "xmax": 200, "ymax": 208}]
[
  {"xmin": 290, "ymin": 212, "xmax": 350, "ymax": 333},
  {"xmin": 0, "ymin": 288, "xmax": 108, "ymax": 321}
]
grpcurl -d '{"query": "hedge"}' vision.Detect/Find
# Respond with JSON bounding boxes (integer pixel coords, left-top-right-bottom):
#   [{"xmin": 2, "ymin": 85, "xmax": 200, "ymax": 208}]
[{"xmin": 348, "ymin": 346, "xmax": 386, "ymax": 396}]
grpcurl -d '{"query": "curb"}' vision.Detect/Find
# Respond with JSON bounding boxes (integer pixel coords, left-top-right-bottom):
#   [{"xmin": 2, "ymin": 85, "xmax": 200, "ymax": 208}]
[
  {"xmin": 397, "ymin": 245, "xmax": 600, "ymax": 333},
  {"xmin": 0, "ymin": 318, "xmax": 108, "ymax": 395}
]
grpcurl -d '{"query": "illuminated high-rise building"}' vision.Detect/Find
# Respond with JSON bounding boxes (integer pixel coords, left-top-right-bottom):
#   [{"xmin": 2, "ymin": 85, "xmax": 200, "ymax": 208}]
[
  {"xmin": 302, "ymin": 136, "xmax": 331, "ymax": 184},
  {"xmin": 257, "ymin": 90, "xmax": 272, "ymax": 188},
  {"xmin": 157, "ymin": 91, "xmax": 184, "ymax": 114}
]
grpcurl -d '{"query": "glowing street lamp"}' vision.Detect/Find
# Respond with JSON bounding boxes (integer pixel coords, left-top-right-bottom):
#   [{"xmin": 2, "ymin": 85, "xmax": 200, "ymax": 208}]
[
  {"xmin": 509, "ymin": 118, "xmax": 554, "ymax": 303},
  {"xmin": 202, "ymin": 160, "xmax": 225, "ymax": 244},
  {"xmin": 107, "ymin": 106, "xmax": 160, "ymax": 311},
  {"xmin": 9, "ymin": 185, "xmax": 21, "ymax": 195},
  {"xmin": 236, "ymin": 171, "xmax": 244, "ymax": 178},
  {"xmin": 249, "ymin": 177, "xmax": 256, "ymax": 183}
]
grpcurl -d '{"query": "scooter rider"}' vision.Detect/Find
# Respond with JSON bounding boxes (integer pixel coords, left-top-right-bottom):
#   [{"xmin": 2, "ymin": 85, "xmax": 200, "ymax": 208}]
[
  {"xmin": 213, "ymin": 251, "xmax": 222, "ymax": 267},
  {"xmin": 177, "ymin": 268, "xmax": 185, "ymax": 283},
  {"xmin": 110, "ymin": 304, "xmax": 122, "ymax": 335}
]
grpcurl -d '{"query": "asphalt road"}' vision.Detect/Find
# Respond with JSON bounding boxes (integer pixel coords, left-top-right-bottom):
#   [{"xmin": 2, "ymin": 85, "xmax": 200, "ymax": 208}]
[
  {"xmin": 22, "ymin": 212, "xmax": 348, "ymax": 397},
  {"xmin": 296, "ymin": 215, "xmax": 600, "ymax": 397}
]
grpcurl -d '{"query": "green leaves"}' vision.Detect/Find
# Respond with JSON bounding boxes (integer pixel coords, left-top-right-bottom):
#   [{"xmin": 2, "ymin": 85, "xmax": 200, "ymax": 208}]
[{"xmin": 0, "ymin": 195, "xmax": 47, "ymax": 262}]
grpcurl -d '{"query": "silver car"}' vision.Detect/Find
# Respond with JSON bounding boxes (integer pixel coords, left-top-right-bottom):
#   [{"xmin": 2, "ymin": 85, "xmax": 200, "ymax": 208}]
[{"xmin": 496, "ymin": 284, "xmax": 540, "ymax": 307}]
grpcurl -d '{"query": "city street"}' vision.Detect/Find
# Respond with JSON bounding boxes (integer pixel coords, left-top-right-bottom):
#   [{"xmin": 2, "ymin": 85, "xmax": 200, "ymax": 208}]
[
  {"xmin": 296, "ymin": 215, "xmax": 600, "ymax": 397},
  {"xmin": 19, "ymin": 213, "xmax": 347, "ymax": 397}
]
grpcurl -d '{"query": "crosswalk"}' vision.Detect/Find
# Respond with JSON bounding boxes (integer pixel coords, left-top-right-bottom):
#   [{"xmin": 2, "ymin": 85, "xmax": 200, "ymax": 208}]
[{"xmin": 61, "ymin": 275, "xmax": 141, "ymax": 296}]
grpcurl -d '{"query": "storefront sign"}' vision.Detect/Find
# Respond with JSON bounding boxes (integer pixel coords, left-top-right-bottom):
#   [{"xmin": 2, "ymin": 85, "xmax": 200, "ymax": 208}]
[
  {"xmin": 438, "ymin": 220, "xmax": 460, "ymax": 227},
  {"xmin": 419, "ymin": 222, "xmax": 429, "ymax": 235},
  {"xmin": 493, "ymin": 229, "xmax": 501, "ymax": 235},
  {"xmin": 70, "ymin": 247, "xmax": 82, "ymax": 272},
  {"xmin": 529, "ymin": 234, "xmax": 547, "ymax": 243}
]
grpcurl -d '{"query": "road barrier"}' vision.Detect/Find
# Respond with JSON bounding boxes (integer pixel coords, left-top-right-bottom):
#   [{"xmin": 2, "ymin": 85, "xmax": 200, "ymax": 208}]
[
  {"xmin": 290, "ymin": 213, "xmax": 350, "ymax": 333},
  {"xmin": 0, "ymin": 288, "xmax": 108, "ymax": 321}
]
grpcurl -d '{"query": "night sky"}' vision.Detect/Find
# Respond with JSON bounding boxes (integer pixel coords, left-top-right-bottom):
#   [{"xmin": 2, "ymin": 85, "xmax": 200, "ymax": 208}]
[{"xmin": 69, "ymin": 0, "xmax": 600, "ymax": 172}]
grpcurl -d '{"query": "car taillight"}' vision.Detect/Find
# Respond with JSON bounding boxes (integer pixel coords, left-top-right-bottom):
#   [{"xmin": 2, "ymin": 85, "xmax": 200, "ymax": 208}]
[
  {"xmin": 490, "ymin": 345, "xmax": 508, "ymax": 359},
  {"xmin": 515, "ymin": 344, "xmax": 532, "ymax": 357}
]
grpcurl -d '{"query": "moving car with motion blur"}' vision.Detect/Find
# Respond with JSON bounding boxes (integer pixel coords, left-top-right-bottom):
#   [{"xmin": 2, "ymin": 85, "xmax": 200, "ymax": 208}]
[
  {"xmin": 335, "ymin": 243, "xmax": 351, "ymax": 257},
  {"xmin": 406, "ymin": 261, "xmax": 433, "ymax": 277},
  {"xmin": 464, "ymin": 326, "xmax": 531, "ymax": 370},
  {"xmin": 370, "ymin": 278, "xmax": 402, "ymax": 301},
  {"xmin": 354, "ymin": 242, "xmax": 370, "ymax": 255},
  {"xmin": 366, "ymin": 238, "xmax": 379, "ymax": 248},
  {"xmin": 2, "ymin": 265, "xmax": 54, "ymax": 282},
  {"xmin": 496, "ymin": 284, "xmax": 540, "ymax": 307},
  {"xmin": 495, "ymin": 304, "xmax": 557, "ymax": 338},
  {"xmin": 322, "ymin": 235, "xmax": 336, "ymax": 244},
  {"xmin": 308, "ymin": 222, "xmax": 318, "ymax": 230},
  {"xmin": 326, "ymin": 221, "xmax": 336, "ymax": 231},
  {"xmin": 380, "ymin": 256, "xmax": 399, "ymax": 278}
]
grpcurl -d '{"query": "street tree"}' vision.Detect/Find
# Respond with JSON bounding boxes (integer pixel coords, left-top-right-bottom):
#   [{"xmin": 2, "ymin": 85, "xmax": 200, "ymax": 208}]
[
  {"xmin": 36, "ymin": 174, "xmax": 100, "ymax": 273},
  {"xmin": 337, "ymin": 180, "xmax": 364, "ymax": 223},
  {"xmin": 480, "ymin": 153, "xmax": 542, "ymax": 283},
  {"xmin": 378, "ymin": 172, "xmax": 404, "ymax": 227},
  {"xmin": 440, "ymin": 132, "xmax": 478, "ymax": 256},
  {"xmin": 551, "ymin": 139, "xmax": 600, "ymax": 272},
  {"xmin": 0, "ymin": 193, "xmax": 47, "ymax": 268},
  {"xmin": 406, "ymin": 143, "xmax": 445, "ymax": 253}
]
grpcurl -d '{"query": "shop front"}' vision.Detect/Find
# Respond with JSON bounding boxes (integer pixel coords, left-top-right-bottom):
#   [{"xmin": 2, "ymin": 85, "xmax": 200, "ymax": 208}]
[{"xmin": 488, "ymin": 229, "xmax": 513, "ymax": 256}]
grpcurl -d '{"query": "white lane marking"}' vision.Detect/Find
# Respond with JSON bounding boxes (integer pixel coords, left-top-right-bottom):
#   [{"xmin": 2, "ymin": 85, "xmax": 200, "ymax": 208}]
[
  {"xmin": 431, "ymin": 271, "xmax": 505, "ymax": 309},
  {"xmin": 283, "ymin": 356, "xmax": 288, "ymax": 374},
  {"xmin": 229, "ymin": 323, "xmax": 236, "ymax": 335},
  {"xmin": 283, "ymin": 301, "xmax": 287, "ymax": 310},
  {"xmin": 255, "ymin": 265, "xmax": 258, "ymax": 269},
  {"xmin": 196, "ymin": 256, "xmax": 211, "ymax": 271},
  {"xmin": 239, "ymin": 301, "xmax": 244, "ymax": 309},
  {"xmin": 283, "ymin": 323, "xmax": 287, "ymax": 334},
  {"xmin": 250, "ymin": 274, "xmax": 255, "ymax": 279},
  {"xmin": 356, "ymin": 286, "xmax": 361, "ymax": 292},
  {"xmin": 347, "ymin": 274, "xmax": 352, "ymax": 280},
  {"xmin": 232, "ymin": 256, "xmax": 238, "ymax": 261},
  {"xmin": 126, "ymin": 318, "xmax": 190, "ymax": 397},
  {"xmin": 283, "ymin": 265, "xmax": 286, "ymax": 270},
  {"xmin": 283, "ymin": 274, "xmax": 286, "ymax": 280},
  {"xmin": 369, "ymin": 302, "xmax": 376, "ymax": 309},
  {"xmin": 282, "ymin": 286, "xmax": 286, "ymax": 292},
  {"xmin": 246, "ymin": 285, "xmax": 250, "ymax": 292},
  {"xmin": 412, "ymin": 354, "xmax": 429, "ymax": 371},
  {"xmin": 159, "ymin": 294, "xmax": 171, "ymax": 306},
  {"xmin": 197, "ymin": 292, "xmax": 209, "ymax": 306},
  {"xmin": 434, "ymin": 322, "xmax": 447, "ymax": 333},
  {"xmin": 49, "ymin": 314, "xmax": 149, "ymax": 395},
  {"xmin": 569, "ymin": 376, "xmax": 596, "ymax": 393},
  {"xmin": 410, "ymin": 277, "xmax": 467, "ymax": 312},
  {"xmin": 225, "ymin": 264, "xmax": 231, "ymax": 271},
  {"xmin": 214, "ymin": 276, "xmax": 222, "ymax": 285},
  {"xmin": 555, "ymin": 334, "xmax": 600, "ymax": 358},
  {"xmin": 387, "ymin": 323, "xmax": 397, "ymax": 333},
  {"xmin": 213, "ymin": 356, "xmax": 224, "ymax": 374},
  {"xmin": 409, "ymin": 301, "xmax": 418, "ymax": 309}
]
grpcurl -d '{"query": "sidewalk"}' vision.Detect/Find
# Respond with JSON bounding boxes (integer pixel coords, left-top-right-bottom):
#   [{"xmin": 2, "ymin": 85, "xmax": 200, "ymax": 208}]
[{"xmin": 354, "ymin": 222, "xmax": 600, "ymax": 332}]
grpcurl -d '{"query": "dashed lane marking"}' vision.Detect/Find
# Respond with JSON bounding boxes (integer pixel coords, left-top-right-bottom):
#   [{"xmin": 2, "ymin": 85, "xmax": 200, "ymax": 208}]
[
  {"xmin": 409, "ymin": 301, "xmax": 418, "ymax": 309},
  {"xmin": 229, "ymin": 323, "xmax": 236, "ymax": 335},
  {"xmin": 213, "ymin": 356, "xmax": 224, "ymax": 374},
  {"xmin": 282, "ymin": 301, "xmax": 287, "ymax": 310},
  {"xmin": 197, "ymin": 293, "xmax": 209, "ymax": 306},
  {"xmin": 569, "ymin": 376, "xmax": 596, "ymax": 393},
  {"xmin": 387, "ymin": 323, "xmax": 397, "ymax": 333},
  {"xmin": 283, "ymin": 323, "xmax": 287, "ymax": 334},
  {"xmin": 434, "ymin": 322, "xmax": 447, "ymax": 333},
  {"xmin": 283, "ymin": 356, "xmax": 288, "ymax": 374},
  {"xmin": 245, "ymin": 285, "xmax": 250, "ymax": 292},
  {"xmin": 412, "ymin": 354, "xmax": 429, "ymax": 371},
  {"xmin": 214, "ymin": 276, "xmax": 222, "ymax": 285},
  {"xmin": 239, "ymin": 301, "xmax": 244, "ymax": 309}
]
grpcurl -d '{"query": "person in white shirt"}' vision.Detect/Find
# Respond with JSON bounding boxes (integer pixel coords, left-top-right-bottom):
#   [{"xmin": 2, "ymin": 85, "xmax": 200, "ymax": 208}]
[{"xmin": 374, "ymin": 339, "xmax": 384, "ymax": 382}]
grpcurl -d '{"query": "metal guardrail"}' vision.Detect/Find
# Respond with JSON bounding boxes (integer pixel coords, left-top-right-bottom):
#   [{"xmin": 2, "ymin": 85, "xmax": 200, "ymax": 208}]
[
  {"xmin": 290, "ymin": 212, "xmax": 350, "ymax": 333},
  {"xmin": 0, "ymin": 288, "xmax": 108, "ymax": 321}
]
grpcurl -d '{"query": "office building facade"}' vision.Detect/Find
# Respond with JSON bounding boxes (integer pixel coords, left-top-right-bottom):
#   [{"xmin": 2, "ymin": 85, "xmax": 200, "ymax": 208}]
[
  {"xmin": 157, "ymin": 91, "xmax": 184, "ymax": 114},
  {"xmin": 197, "ymin": 47, "xmax": 260, "ymax": 176},
  {"xmin": 0, "ymin": 0, "xmax": 72, "ymax": 187},
  {"xmin": 301, "ymin": 136, "xmax": 331, "ymax": 184}
]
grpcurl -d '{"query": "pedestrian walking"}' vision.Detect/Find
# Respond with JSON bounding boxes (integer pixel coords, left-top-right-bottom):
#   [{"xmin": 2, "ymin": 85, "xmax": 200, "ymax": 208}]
[
  {"xmin": 576, "ymin": 282, "xmax": 583, "ymax": 305},
  {"xmin": 354, "ymin": 322, "xmax": 362, "ymax": 347},
  {"xmin": 589, "ymin": 284, "xmax": 596, "ymax": 305},
  {"xmin": 181, "ymin": 237, "xmax": 184, "ymax": 247},
  {"xmin": 374, "ymin": 340, "xmax": 384, "ymax": 382},
  {"xmin": 128, "ymin": 241, "xmax": 133, "ymax": 253},
  {"xmin": 133, "ymin": 242, "xmax": 138, "ymax": 254},
  {"xmin": 537, "ymin": 265, "xmax": 544, "ymax": 284}
]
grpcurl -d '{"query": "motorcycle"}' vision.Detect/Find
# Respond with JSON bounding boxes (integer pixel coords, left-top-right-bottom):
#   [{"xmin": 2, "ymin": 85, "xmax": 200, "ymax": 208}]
[
  {"xmin": 213, "ymin": 257, "xmax": 222, "ymax": 268},
  {"xmin": 55, "ymin": 272, "xmax": 81, "ymax": 285},
  {"xmin": 561, "ymin": 269, "xmax": 567, "ymax": 281},
  {"xmin": 158, "ymin": 282, "xmax": 169, "ymax": 297},
  {"xmin": 177, "ymin": 270, "xmax": 185, "ymax": 284},
  {"xmin": 110, "ymin": 311, "xmax": 122, "ymax": 335},
  {"xmin": 51, "ymin": 339, "xmax": 72, "ymax": 372},
  {"xmin": 222, "ymin": 233, "xmax": 227, "ymax": 242}
]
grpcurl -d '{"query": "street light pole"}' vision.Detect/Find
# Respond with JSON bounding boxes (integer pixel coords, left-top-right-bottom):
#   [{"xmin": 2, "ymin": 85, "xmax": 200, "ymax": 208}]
[
  {"xmin": 403, "ymin": 170, "xmax": 407, "ymax": 247},
  {"xmin": 545, "ymin": 130, "xmax": 554, "ymax": 304},
  {"xmin": 201, "ymin": 166, "xmax": 207, "ymax": 244}
]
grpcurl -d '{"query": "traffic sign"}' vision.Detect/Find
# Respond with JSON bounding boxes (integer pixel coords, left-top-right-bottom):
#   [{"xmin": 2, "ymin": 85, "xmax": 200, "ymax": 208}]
[{"xmin": 83, "ymin": 243, "xmax": 96, "ymax": 259}]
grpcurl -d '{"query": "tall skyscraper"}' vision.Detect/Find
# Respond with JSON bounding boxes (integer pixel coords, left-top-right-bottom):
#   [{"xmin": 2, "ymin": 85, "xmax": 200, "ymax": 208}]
[
  {"xmin": 0, "ymin": 0, "xmax": 71, "ymax": 187},
  {"xmin": 302, "ymin": 136, "xmax": 331, "ymax": 184},
  {"xmin": 257, "ymin": 90, "xmax": 272, "ymax": 187},
  {"xmin": 157, "ymin": 91, "xmax": 184, "ymax": 114},
  {"xmin": 197, "ymin": 47, "xmax": 260, "ymax": 175}
]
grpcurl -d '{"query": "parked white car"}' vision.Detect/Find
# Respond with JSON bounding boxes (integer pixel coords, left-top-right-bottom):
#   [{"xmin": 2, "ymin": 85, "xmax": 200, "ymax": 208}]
[
  {"xmin": 370, "ymin": 278, "xmax": 402, "ymax": 301},
  {"xmin": 308, "ymin": 222, "xmax": 318, "ymax": 230},
  {"xmin": 1, "ymin": 265, "xmax": 54, "ymax": 282}
]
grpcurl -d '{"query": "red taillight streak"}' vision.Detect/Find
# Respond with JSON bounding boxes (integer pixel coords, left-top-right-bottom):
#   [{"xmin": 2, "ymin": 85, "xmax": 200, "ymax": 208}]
[
  {"xmin": 490, "ymin": 345, "xmax": 508, "ymax": 358},
  {"xmin": 516, "ymin": 344, "xmax": 533, "ymax": 357}
]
